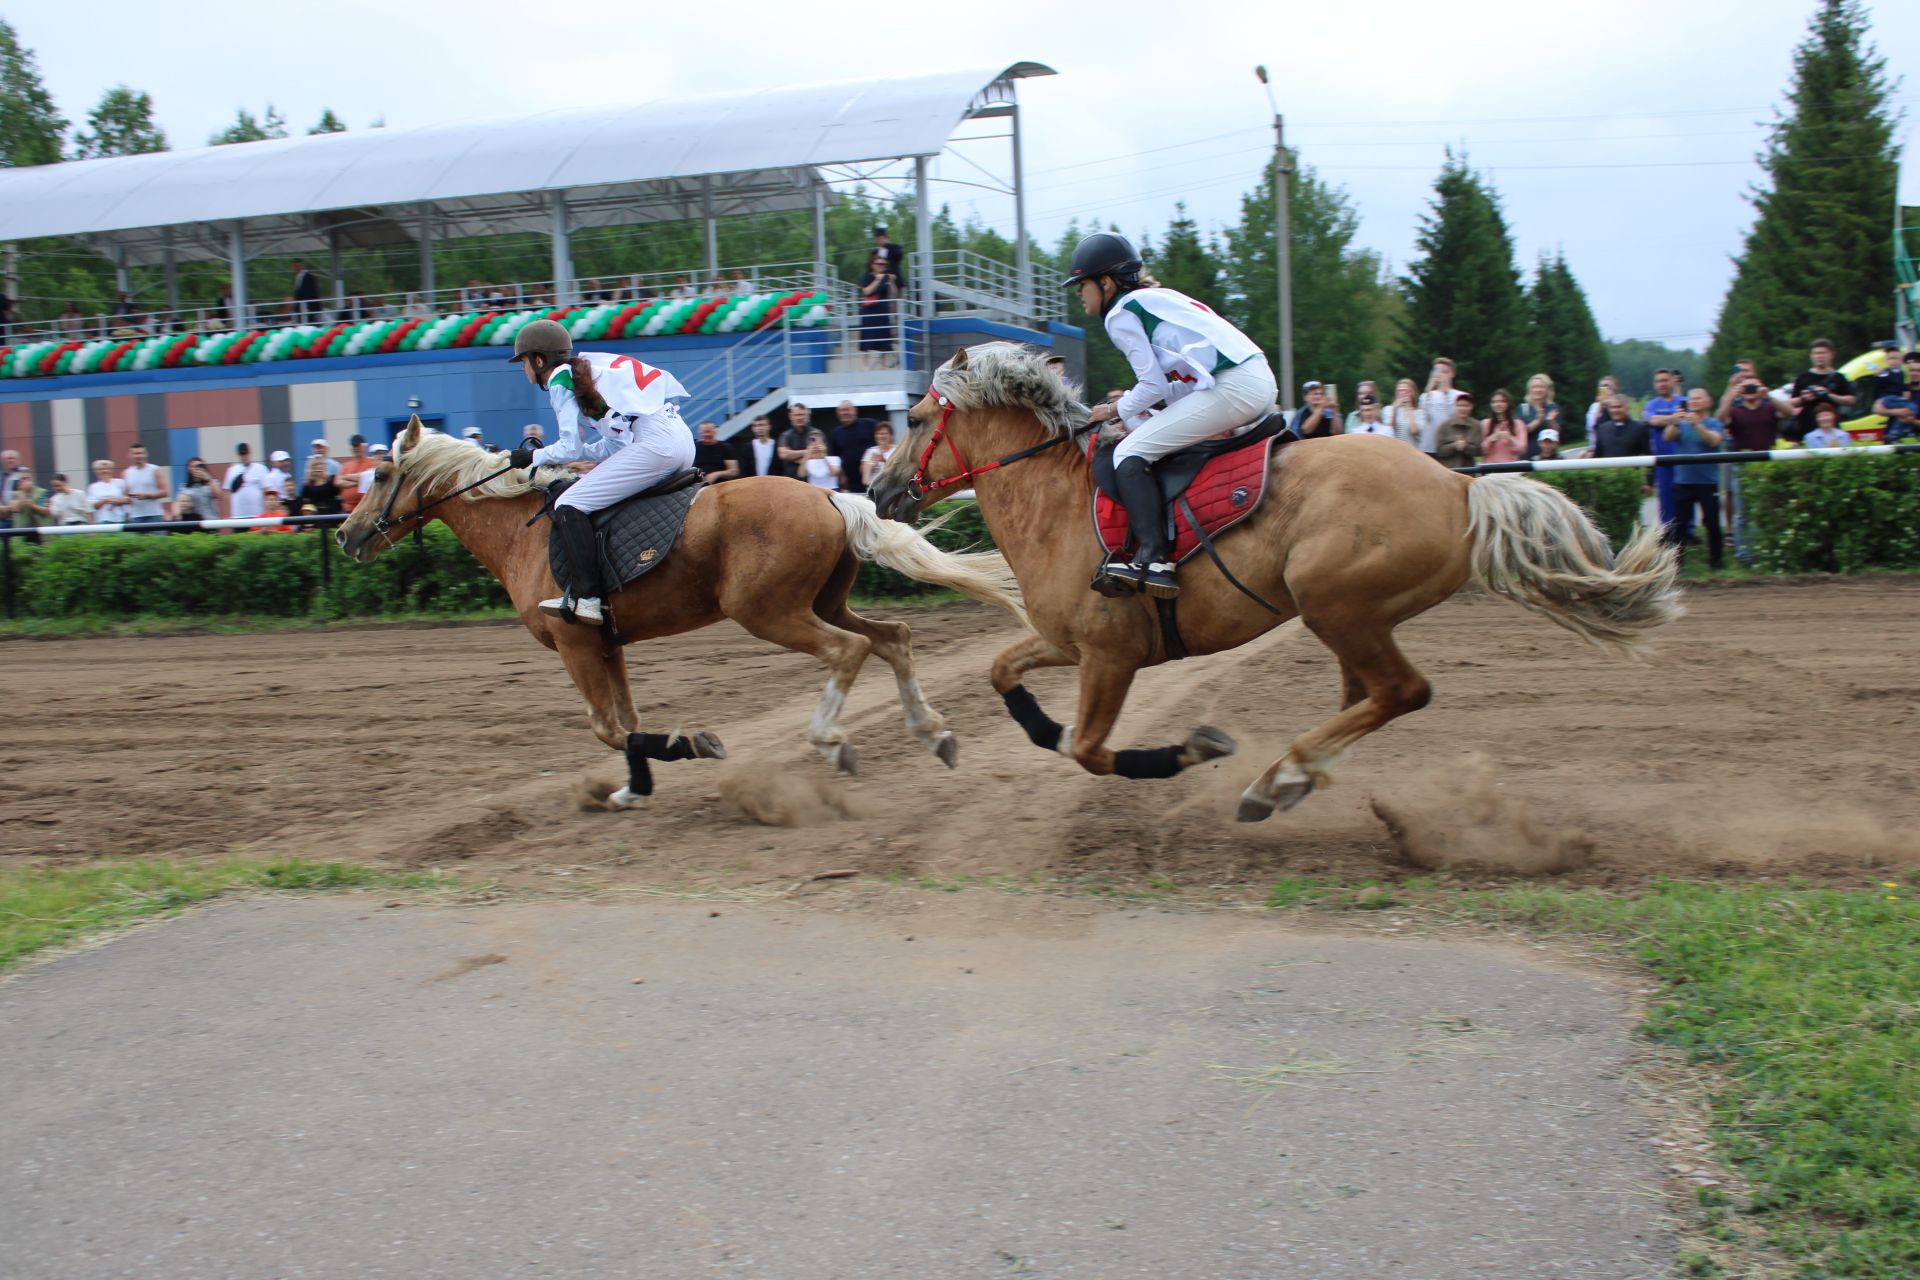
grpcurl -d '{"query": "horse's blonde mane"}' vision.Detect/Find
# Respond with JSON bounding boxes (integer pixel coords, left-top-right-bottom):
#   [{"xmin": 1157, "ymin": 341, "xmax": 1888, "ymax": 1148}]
[
  {"xmin": 929, "ymin": 342, "xmax": 1091, "ymax": 438},
  {"xmin": 389, "ymin": 431, "xmax": 566, "ymax": 501}
]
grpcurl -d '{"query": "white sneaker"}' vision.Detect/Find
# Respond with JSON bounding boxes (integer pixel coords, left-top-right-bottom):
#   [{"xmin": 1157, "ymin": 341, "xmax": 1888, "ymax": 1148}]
[{"xmin": 538, "ymin": 593, "xmax": 605, "ymax": 626}]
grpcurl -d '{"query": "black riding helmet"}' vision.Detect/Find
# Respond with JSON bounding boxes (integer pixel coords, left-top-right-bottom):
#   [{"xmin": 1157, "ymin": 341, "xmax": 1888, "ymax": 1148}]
[{"xmin": 1061, "ymin": 232, "xmax": 1144, "ymax": 303}]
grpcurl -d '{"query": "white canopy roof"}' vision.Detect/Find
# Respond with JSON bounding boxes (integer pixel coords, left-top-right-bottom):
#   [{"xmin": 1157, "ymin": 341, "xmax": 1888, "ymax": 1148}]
[{"xmin": 0, "ymin": 62, "xmax": 1053, "ymax": 266}]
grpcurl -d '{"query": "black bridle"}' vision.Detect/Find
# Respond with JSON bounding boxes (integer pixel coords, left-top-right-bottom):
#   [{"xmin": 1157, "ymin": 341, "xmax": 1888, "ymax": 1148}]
[{"xmin": 367, "ymin": 454, "xmax": 519, "ymax": 545}]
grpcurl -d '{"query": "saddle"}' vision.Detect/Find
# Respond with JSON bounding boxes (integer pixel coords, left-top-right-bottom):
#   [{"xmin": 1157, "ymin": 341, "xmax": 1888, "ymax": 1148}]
[
  {"xmin": 1091, "ymin": 410, "xmax": 1294, "ymax": 564},
  {"xmin": 543, "ymin": 469, "xmax": 703, "ymax": 594}
]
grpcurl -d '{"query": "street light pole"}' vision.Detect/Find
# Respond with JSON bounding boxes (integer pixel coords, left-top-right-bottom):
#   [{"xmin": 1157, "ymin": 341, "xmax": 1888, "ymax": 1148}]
[{"xmin": 1255, "ymin": 66, "xmax": 1295, "ymax": 411}]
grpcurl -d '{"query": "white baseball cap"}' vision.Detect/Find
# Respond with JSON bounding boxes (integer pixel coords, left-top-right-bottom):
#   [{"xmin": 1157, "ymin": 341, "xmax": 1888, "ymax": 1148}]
[
  {"xmin": 368, "ymin": 444, "xmax": 390, "ymax": 455},
  {"xmin": 462, "ymin": 426, "xmax": 484, "ymax": 439},
  {"xmin": 268, "ymin": 450, "xmax": 291, "ymax": 462}
]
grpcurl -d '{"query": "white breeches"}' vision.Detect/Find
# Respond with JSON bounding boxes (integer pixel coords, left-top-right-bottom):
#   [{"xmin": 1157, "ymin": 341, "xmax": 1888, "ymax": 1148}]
[
  {"xmin": 554, "ymin": 416, "xmax": 697, "ymax": 513},
  {"xmin": 1112, "ymin": 356, "xmax": 1279, "ymax": 465}
]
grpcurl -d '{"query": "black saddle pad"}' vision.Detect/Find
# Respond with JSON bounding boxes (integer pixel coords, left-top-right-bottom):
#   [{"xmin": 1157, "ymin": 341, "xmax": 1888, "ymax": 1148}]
[
  {"xmin": 1091, "ymin": 409, "xmax": 1292, "ymax": 506},
  {"xmin": 546, "ymin": 469, "xmax": 703, "ymax": 593}
]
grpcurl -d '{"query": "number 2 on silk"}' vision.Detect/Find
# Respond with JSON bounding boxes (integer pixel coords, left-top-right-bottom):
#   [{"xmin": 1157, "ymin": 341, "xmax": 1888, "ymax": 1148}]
[{"xmin": 611, "ymin": 356, "xmax": 663, "ymax": 391}]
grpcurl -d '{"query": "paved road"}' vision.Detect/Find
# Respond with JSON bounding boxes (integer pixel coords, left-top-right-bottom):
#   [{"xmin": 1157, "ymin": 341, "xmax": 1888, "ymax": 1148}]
[{"xmin": 0, "ymin": 896, "xmax": 1672, "ymax": 1278}]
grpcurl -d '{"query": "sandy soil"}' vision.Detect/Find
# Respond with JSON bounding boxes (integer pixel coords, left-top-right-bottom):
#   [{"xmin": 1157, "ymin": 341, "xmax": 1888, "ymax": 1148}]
[{"xmin": 3, "ymin": 577, "xmax": 1916, "ymax": 892}]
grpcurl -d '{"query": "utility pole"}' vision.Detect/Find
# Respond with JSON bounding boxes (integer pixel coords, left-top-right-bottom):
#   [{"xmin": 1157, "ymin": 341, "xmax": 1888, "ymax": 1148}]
[{"xmin": 1255, "ymin": 67, "xmax": 1295, "ymax": 410}]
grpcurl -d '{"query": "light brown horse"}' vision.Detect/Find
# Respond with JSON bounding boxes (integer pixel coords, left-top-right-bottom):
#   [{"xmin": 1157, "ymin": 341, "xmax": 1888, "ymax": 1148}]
[
  {"xmin": 867, "ymin": 344, "xmax": 1681, "ymax": 820},
  {"xmin": 337, "ymin": 418, "xmax": 1027, "ymax": 805}
]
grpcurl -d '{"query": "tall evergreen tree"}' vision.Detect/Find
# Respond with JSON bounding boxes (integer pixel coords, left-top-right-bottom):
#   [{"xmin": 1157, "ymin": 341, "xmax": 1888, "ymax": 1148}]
[
  {"xmin": 1706, "ymin": 0, "xmax": 1901, "ymax": 380},
  {"xmin": 1526, "ymin": 252, "xmax": 1608, "ymax": 439},
  {"xmin": 0, "ymin": 17, "xmax": 65, "ymax": 166},
  {"xmin": 71, "ymin": 85, "xmax": 167, "ymax": 158},
  {"xmin": 1395, "ymin": 152, "xmax": 1535, "ymax": 398},
  {"xmin": 308, "ymin": 109, "xmax": 347, "ymax": 135},
  {"xmin": 1149, "ymin": 203, "xmax": 1226, "ymax": 314},
  {"xmin": 1221, "ymin": 158, "xmax": 1394, "ymax": 399},
  {"xmin": 209, "ymin": 104, "xmax": 288, "ymax": 146}
]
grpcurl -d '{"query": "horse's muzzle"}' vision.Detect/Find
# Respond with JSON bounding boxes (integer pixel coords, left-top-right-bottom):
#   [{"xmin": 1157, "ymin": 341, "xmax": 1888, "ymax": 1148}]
[{"xmin": 868, "ymin": 478, "xmax": 917, "ymax": 525}]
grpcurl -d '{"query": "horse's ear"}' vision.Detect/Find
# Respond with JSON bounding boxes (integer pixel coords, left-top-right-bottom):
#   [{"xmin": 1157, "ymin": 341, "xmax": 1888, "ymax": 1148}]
[
  {"xmin": 1045, "ymin": 355, "xmax": 1067, "ymax": 380},
  {"xmin": 401, "ymin": 416, "xmax": 423, "ymax": 450},
  {"xmin": 948, "ymin": 346, "xmax": 969, "ymax": 371}
]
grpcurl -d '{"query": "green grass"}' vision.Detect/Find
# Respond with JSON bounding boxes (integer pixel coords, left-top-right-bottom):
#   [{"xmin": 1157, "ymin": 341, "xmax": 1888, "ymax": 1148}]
[
  {"xmin": 0, "ymin": 858, "xmax": 450, "ymax": 969},
  {"xmin": 1288, "ymin": 876, "xmax": 1919, "ymax": 1278}
]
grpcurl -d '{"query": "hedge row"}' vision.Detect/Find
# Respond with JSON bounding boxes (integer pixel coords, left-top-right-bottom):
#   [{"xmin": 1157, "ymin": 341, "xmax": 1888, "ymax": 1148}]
[
  {"xmin": 5, "ymin": 459, "xmax": 1915, "ymax": 621},
  {"xmin": 1, "ymin": 500, "xmax": 994, "ymax": 621}
]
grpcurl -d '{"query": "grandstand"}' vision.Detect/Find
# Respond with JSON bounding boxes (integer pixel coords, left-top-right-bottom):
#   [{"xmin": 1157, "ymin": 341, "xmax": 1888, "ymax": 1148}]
[{"xmin": 0, "ymin": 65, "xmax": 1080, "ymax": 468}]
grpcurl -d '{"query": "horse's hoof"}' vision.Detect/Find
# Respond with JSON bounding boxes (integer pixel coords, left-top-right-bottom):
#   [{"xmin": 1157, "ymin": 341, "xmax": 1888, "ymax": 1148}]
[
  {"xmin": 1236, "ymin": 794, "xmax": 1276, "ymax": 823},
  {"xmin": 691, "ymin": 731, "xmax": 727, "ymax": 760},
  {"xmin": 1271, "ymin": 778, "xmax": 1315, "ymax": 812},
  {"xmin": 932, "ymin": 732, "xmax": 960, "ymax": 769},
  {"xmin": 1185, "ymin": 725, "xmax": 1237, "ymax": 763},
  {"xmin": 607, "ymin": 786, "xmax": 647, "ymax": 810},
  {"xmin": 829, "ymin": 743, "xmax": 860, "ymax": 776}
]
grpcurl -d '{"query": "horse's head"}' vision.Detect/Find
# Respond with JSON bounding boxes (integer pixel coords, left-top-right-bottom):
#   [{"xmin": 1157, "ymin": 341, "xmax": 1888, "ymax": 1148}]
[
  {"xmin": 334, "ymin": 416, "xmax": 454, "ymax": 562},
  {"xmin": 869, "ymin": 345, "xmax": 1081, "ymax": 524}
]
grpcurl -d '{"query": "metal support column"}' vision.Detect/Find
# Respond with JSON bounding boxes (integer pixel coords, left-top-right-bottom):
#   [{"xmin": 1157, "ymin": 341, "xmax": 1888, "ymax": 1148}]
[
  {"xmin": 812, "ymin": 181, "xmax": 828, "ymax": 293},
  {"xmin": 417, "ymin": 206, "xmax": 435, "ymax": 303},
  {"xmin": 914, "ymin": 156, "xmax": 933, "ymax": 323},
  {"xmin": 1011, "ymin": 102, "xmax": 1032, "ymax": 319},
  {"xmin": 114, "ymin": 247, "xmax": 130, "ymax": 295},
  {"xmin": 162, "ymin": 228, "xmax": 180, "ymax": 316},
  {"xmin": 702, "ymin": 177, "xmax": 718, "ymax": 280},
  {"xmin": 329, "ymin": 229, "xmax": 344, "ymax": 315},
  {"xmin": 549, "ymin": 191, "xmax": 573, "ymax": 305},
  {"xmin": 228, "ymin": 222, "xmax": 249, "ymax": 330}
]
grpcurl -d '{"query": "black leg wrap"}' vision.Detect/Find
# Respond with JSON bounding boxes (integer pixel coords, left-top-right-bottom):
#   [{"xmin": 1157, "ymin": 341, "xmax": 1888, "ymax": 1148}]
[
  {"xmin": 624, "ymin": 751, "xmax": 655, "ymax": 798},
  {"xmin": 629, "ymin": 731, "xmax": 698, "ymax": 761},
  {"xmin": 1001, "ymin": 686, "xmax": 1063, "ymax": 753},
  {"xmin": 1113, "ymin": 745, "xmax": 1184, "ymax": 780}
]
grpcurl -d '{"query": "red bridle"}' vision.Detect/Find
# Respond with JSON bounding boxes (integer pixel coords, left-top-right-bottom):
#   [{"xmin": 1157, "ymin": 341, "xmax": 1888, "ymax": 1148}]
[{"xmin": 902, "ymin": 390, "xmax": 1084, "ymax": 506}]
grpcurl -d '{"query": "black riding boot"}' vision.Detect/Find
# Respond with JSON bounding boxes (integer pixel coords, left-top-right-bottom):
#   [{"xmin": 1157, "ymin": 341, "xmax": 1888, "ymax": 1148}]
[
  {"xmin": 540, "ymin": 507, "xmax": 607, "ymax": 626},
  {"xmin": 1104, "ymin": 456, "xmax": 1178, "ymax": 599}
]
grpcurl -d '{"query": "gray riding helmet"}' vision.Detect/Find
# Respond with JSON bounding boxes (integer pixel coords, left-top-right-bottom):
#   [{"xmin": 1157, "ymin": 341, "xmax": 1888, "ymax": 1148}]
[{"xmin": 508, "ymin": 317, "xmax": 573, "ymax": 363}]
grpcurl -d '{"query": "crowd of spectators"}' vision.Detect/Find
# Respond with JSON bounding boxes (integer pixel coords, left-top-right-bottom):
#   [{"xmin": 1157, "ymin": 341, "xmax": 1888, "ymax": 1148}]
[
  {"xmin": 1250, "ymin": 339, "xmax": 1918, "ymax": 570},
  {"xmin": 12, "ymin": 226, "xmax": 916, "ymax": 345},
  {"xmin": 0, "ymin": 432, "xmax": 399, "ymax": 531}
]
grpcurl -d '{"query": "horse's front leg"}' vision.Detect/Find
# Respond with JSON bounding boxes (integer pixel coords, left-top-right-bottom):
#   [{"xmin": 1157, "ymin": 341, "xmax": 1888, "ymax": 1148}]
[{"xmin": 1062, "ymin": 652, "xmax": 1237, "ymax": 780}]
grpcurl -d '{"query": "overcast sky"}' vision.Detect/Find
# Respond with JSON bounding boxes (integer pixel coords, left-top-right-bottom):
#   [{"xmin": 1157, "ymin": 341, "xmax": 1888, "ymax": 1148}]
[{"xmin": 13, "ymin": 0, "xmax": 1918, "ymax": 351}]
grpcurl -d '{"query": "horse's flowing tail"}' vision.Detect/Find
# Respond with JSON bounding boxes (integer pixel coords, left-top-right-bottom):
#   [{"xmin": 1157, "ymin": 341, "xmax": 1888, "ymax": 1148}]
[
  {"xmin": 1465, "ymin": 474, "xmax": 1682, "ymax": 654},
  {"xmin": 830, "ymin": 494, "xmax": 1030, "ymax": 629}
]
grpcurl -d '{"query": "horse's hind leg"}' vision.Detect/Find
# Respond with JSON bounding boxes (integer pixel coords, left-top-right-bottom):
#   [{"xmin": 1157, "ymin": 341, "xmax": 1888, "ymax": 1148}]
[
  {"xmin": 737, "ymin": 608, "xmax": 873, "ymax": 775},
  {"xmin": 827, "ymin": 606, "xmax": 957, "ymax": 767},
  {"xmin": 1237, "ymin": 623, "xmax": 1431, "ymax": 822}
]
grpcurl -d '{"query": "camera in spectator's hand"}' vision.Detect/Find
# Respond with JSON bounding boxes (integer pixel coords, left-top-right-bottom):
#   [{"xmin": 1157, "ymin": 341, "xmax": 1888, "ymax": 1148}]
[{"xmin": 1743, "ymin": 383, "xmax": 1761, "ymax": 395}]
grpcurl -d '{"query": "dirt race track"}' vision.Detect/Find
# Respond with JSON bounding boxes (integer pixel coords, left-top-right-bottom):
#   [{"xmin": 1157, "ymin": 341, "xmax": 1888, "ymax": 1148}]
[{"xmin": 3, "ymin": 577, "xmax": 1916, "ymax": 891}]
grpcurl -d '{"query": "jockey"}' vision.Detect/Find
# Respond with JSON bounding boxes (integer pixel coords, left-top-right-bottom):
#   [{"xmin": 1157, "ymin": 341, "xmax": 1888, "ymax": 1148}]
[
  {"xmin": 1065, "ymin": 232, "xmax": 1276, "ymax": 599},
  {"xmin": 506, "ymin": 318, "xmax": 695, "ymax": 626}
]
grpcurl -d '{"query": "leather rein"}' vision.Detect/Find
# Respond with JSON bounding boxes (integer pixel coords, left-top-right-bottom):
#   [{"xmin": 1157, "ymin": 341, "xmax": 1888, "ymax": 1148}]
[
  {"xmin": 903, "ymin": 390, "xmax": 1096, "ymax": 505},
  {"xmin": 370, "ymin": 456, "xmax": 520, "ymax": 544}
]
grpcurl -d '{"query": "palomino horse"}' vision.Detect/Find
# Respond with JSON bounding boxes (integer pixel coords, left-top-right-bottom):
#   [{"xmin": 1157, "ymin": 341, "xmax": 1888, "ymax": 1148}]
[
  {"xmin": 867, "ymin": 344, "xmax": 1681, "ymax": 820},
  {"xmin": 337, "ymin": 418, "xmax": 1027, "ymax": 805}
]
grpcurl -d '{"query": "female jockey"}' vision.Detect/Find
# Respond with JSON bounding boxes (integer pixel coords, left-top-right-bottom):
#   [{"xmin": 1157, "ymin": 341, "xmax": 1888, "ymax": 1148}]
[
  {"xmin": 505, "ymin": 317, "xmax": 695, "ymax": 626},
  {"xmin": 1064, "ymin": 232, "xmax": 1276, "ymax": 599}
]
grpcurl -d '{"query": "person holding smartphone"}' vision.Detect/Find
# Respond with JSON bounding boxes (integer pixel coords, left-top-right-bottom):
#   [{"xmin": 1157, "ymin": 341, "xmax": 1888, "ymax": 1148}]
[
  {"xmin": 1418, "ymin": 357, "xmax": 1458, "ymax": 453},
  {"xmin": 1291, "ymin": 381, "xmax": 1341, "ymax": 438},
  {"xmin": 1789, "ymin": 339, "xmax": 1856, "ymax": 443},
  {"xmin": 857, "ymin": 254, "xmax": 901, "ymax": 370}
]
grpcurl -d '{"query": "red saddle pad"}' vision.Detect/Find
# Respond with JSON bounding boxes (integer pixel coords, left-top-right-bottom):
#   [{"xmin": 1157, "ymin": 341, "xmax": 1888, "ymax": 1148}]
[{"xmin": 1093, "ymin": 437, "xmax": 1279, "ymax": 564}]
